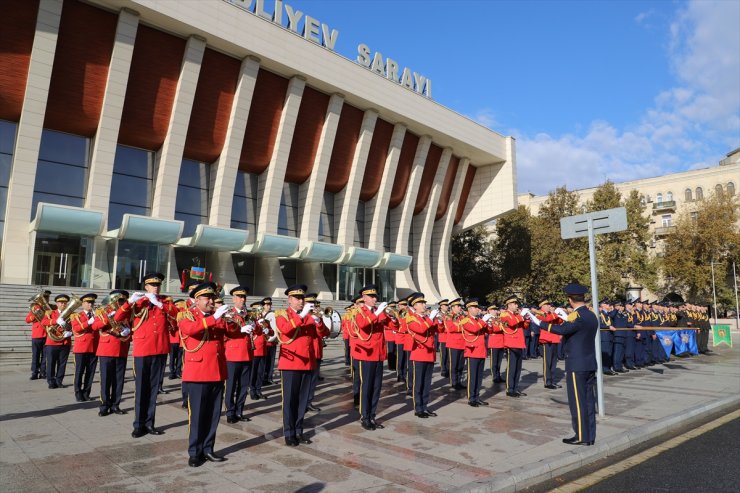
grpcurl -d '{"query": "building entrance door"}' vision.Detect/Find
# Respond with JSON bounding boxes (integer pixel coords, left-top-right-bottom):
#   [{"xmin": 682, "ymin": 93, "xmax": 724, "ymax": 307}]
[{"xmin": 32, "ymin": 234, "xmax": 90, "ymax": 287}]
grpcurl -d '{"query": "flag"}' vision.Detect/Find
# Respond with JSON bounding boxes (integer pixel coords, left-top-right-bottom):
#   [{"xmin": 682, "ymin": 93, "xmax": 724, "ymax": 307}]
[
  {"xmin": 190, "ymin": 266, "xmax": 206, "ymax": 281},
  {"xmin": 685, "ymin": 330, "xmax": 698, "ymax": 354},
  {"xmin": 656, "ymin": 331, "xmax": 674, "ymax": 359},
  {"xmin": 712, "ymin": 324, "xmax": 732, "ymax": 347},
  {"xmin": 672, "ymin": 330, "xmax": 688, "ymax": 354}
]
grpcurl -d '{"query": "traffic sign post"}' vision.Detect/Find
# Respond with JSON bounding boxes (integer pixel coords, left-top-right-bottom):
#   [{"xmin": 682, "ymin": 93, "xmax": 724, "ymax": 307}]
[{"xmin": 560, "ymin": 207, "xmax": 628, "ymax": 417}]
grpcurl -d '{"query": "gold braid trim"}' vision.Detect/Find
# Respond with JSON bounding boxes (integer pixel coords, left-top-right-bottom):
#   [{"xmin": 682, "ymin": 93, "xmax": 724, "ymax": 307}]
[
  {"xmin": 408, "ymin": 312, "xmax": 430, "ymax": 344},
  {"xmin": 131, "ymin": 301, "xmax": 148, "ymax": 332},
  {"xmin": 179, "ymin": 310, "xmax": 208, "ymax": 353},
  {"xmin": 460, "ymin": 316, "xmax": 481, "ymax": 343},
  {"xmin": 274, "ymin": 309, "xmax": 300, "ymax": 345}
]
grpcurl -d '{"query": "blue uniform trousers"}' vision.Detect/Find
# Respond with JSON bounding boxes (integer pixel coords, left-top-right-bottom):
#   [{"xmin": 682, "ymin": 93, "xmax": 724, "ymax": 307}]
[
  {"xmin": 281, "ymin": 369, "xmax": 311, "ymax": 439},
  {"xmin": 344, "ymin": 339, "xmax": 351, "ymax": 366},
  {"xmin": 566, "ymin": 370, "xmax": 596, "ymax": 443},
  {"xmin": 74, "ymin": 352, "xmax": 98, "ymax": 399},
  {"xmin": 358, "ymin": 360, "xmax": 383, "ymax": 421},
  {"xmin": 250, "ymin": 356, "xmax": 265, "ymax": 398},
  {"xmin": 307, "ymin": 359, "xmax": 321, "ymax": 407},
  {"xmin": 439, "ymin": 341, "xmax": 449, "ymax": 376},
  {"xmin": 99, "ymin": 356, "xmax": 126, "ymax": 413},
  {"xmin": 542, "ymin": 343, "xmax": 559, "ymax": 386},
  {"xmin": 412, "ymin": 361, "xmax": 433, "ymax": 413},
  {"xmin": 624, "ymin": 335, "xmax": 636, "ymax": 368},
  {"xmin": 467, "ymin": 357, "xmax": 485, "ymax": 403},
  {"xmin": 395, "ymin": 345, "xmax": 407, "ymax": 383},
  {"xmin": 133, "ymin": 355, "xmax": 165, "ymax": 429},
  {"xmin": 386, "ymin": 341, "xmax": 397, "ymax": 371},
  {"xmin": 31, "ymin": 338, "xmax": 46, "ymax": 377},
  {"xmin": 264, "ymin": 345, "xmax": 277, "ymax": 383},
  {"xmin": 168, "ymin": 343, "xmax": 182, "ymax": 378},
  {"xmin": 45, "ymin": 345, "xmax": 70, "ymax": 387},
  {"xmin": 489, "ymin": 348, "xmax": 504, "ymax": 381},
  {"xmin": 187, "ymin": 381, "xmax": 223, "ymax": 458},
  {"xmin": 352, "ymin": 358, "xmax": 360, "ymax": 399},
  {"xmin": 225, "ymin": 361, "xmax": 252, "ymax": 418},
  {"xmin": 449, "ymin": 348, "xmax": 465, "ymax": 387},
  {"xmin": 505, "ymin": 348, "xmax": 523, "ymax": 393}
]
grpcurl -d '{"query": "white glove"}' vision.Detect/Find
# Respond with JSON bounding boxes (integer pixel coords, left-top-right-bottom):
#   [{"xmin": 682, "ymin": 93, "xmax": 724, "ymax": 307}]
[
  {"xmin": 120, "ymin": 327, "xmax": 131, "ymax": 337},
  {"xmin": 312, "ymin": 315, "xmax": 321, "ymax": 325},
  {"xmin": 429, "ymin": 309, "xmax": 439, "ymax": 320},
  {"xmin": 257, "ymin": 318, "xmax": 266, "ymax": 326},
  {"xmin": 527, "ymin": 312, "xmax": 541, "ymax": 326},
  {"xmin": 555, "ymin": 308, "xmax": 568, "ymax": 320},
  {"xmin": 520, "ymin": 308, "xmax": 530, "ymax": 317},
  {"xmin": 87, "ymin": 316, "xmax": 95, "ymax": 327},
  {"xmin": 374, "ymin": 302, "xmax": 388, "ymax": 317},
  {"xmin": 213, "ymin": 304, "xmax": 230, "ymax": 320},
  {"xmin": 63, "ymin": 331, "xmax": 73, "ymax": 339},
  {"xmin": 482, "ymin": 313, "xmax": 493, "ymax": 323},
  {"xmin": 299, "ymin": 303, "xmax": 313, "ymax": 319},
  {"xmin": 128, "ymin": 292, "xmax": 144, "ymax": 303},
  {"xmin": 240, "ymin": 324, "xmax": 254, "ymax": 335},
  {"xmin": 145, "ymin": 292, "xmax": 163, "ymax": 308},
  {"xmin": 56, "ymin": 317, "xmax": 67, "ymax": 327},
  {"xmin": 108, "ymin": 310, "xmax": 117, "ymax": 318}
]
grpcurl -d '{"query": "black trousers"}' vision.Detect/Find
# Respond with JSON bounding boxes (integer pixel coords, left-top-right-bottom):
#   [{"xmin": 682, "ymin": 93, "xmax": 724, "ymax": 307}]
[
  {"xmin": 352, "ymin": 357, "xmax": 360, "ymax": 400},
  {"xmin": 225, "ymin": 361, "xmax": 252, "ymax": 418},
  {"xmin": 31, "ymin": 337, "xmax": 46, "ymax": 376},
  {"xmin": 168, "ymin": 343, "xmax": 182, "ymax": 377},
  {"xmin": 307, "ymin": 359, "xmax": 321, "ymax": 406},
  {"xmin": 250, "ymin": 356, "xmax": 265, "ymax": 398},
  {"xmin": 74, "ymin": 352, "xmax": 98, "ymax": 398},
  {"xmin": 566, "ymin": 370, "xmax": 596, "ymax": 443},
  {"xmin": 489, "ymin": 348, "xmax": 504, "ymax": 380},
  {"xmin": 386, "ymin": 341, "xmax": 397, "ymax": 371},
  {"xmin": 396, "ymin": 345, "xmax": 407, "ymax": 382},
  {"xmin": 358, "ymin": 360, "xmax": 383, "ymax": 421},
  {"xmin": 405, "ymin": 350, "xmax": 413, "ymax": 389},
  {"xmin": 467, "ymin": 357, "xmax": 485, "ymax": 403},
  {"xmin": 99, "ymin": 356, "xmax": 126, "ymax": 412},
  {"xmin": 449, "ymin": 348, "xmax": 465, "ymax": 386},
  {"xmin": 542, "ymin": 343, "xmax": 559, "ymax": 386},
  {"xmin": 344, "ymin": 339, "xmax": 351, "ymax": 366},
  {"xmin": 264, "ymin": 345, "xmax": 277, "ymax": 383},
  {"xmin": 187, "ymin": 381, "xmax": 223, "ymax": 458},
  {"xmin": 281, "ymin": 369, "xmax": 312, "ymax": 439},
  {"xmin": 133, "ymin": 355, "xmax": 165, "ymax": 430},
  {"xmin": 505, "ymin": 348, "xmax": 523, "ymax": 393},
  {"xmin": 412, "ymin": 361, "xmax": 433, "ymax": 413},
  {"xmin": 45, "ymin": 345, "xmax": 70, "ymax": 386},
  {"xmin": 439, "ymin": 342, "xmax": 449, "ymax": 376}
]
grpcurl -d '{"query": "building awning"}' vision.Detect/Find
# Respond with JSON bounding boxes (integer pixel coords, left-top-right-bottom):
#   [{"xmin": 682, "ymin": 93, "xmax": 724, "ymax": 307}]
[
  {"xmin": 177, "ymin": 225, "xmax": 249, "ymax": 251},
  {"xmin": 295, "ymin": 240, "xmax": 344, "ymax": 262},
  {"xmin": 30, "ymin": 202, "xmax": 104, "ymax": 236},
  {"xmin": 241, "ymin": 233, "xmax": 299, "ymax": 257},
  {"xmin": 375, "ymin": 252, "xmax": 413, "ymax": 271},
  {"xmin": 105, "ymin": 214, "xmax": 183, "ymax": 244},
  {"xmin": 338, "ymin": 247, "xmax": 383, "ymax": 268}
]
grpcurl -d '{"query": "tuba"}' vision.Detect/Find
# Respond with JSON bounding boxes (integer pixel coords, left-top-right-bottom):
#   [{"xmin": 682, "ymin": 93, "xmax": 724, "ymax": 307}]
[
  {"xmin": 28, "ymin": 291, "xmax": 53, "ymax": 324},
  {"xmin": 46, "ymin": 295, "xmax": 83, "ymax": 342},
  {"xmin": 95, "ymin": 293, "xmax": 130, "ymax": 340}
]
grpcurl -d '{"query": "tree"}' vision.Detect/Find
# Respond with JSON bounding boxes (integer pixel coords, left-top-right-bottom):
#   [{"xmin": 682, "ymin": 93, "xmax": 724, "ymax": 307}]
[
  {"xmin": 488, "ymin": 205, "xmax": 532, "ymax": 301},
  {"xmin": 661, "ymin": 191, "xmax": 740, "ymax": 309},
  {"xmin": 450, "ymin": 225, "xmax": 496, "ymax": 300}
]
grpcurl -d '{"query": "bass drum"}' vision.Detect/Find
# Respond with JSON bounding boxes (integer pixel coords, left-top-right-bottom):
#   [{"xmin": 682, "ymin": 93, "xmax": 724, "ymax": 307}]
[
  {"xmin": 322, "ymin": 311, "xmax": 342, "ymax": 339},
  {"xmin": 264, "ymin": 312, "xmax": 278, "ymax": 343}
]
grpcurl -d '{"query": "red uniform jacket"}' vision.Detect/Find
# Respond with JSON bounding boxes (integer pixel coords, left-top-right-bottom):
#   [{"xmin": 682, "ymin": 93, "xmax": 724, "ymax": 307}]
[
  {"xmin": 499, "ymin": 310, "xmax": 527, "ymax": 349},
  {"xmin": 223, "ymin": 308, "xmax": 256, "ymax": 362},
  {"xmin": 91, "ymin": 313, "xmax": 130, "ymax": 358},
  {"xmin": 351, "ymin": 305, "xmax": 388, "ymax": 362},
  {"xmin": 311, "ymin": 316, "xmax": 328, "ymax": 360},
  {"xmin": 70, "ymin": 311, "xmax": 99, "ymax": 354},
  {"xmin": 276, "ymin": 308, "xmax": 327, "ymax": 371},
  {"xmin": 436, "ymin": 316, "xmax": 447, "ymax": 344},
  {"xmin": 384, "ymin": 317, "xmax": 399, "ymax": 345},
  {"xmin": 406, "ymin": 311, "xmax": 437, "ymax": 362},
  {"xmin": 445, "ymin": 316, "xmax": 465, "ymax": 350},
  {"xmin": 115, "ymin": 296, "xmax": 178, "ymax": 357},
  {"xmin": 179, "ymin": 308, "xmax": 227, "ymax": 382},
  {"xmin": 42, "ymin": 310, "xmax": 71, "ymax": 347},
  {"xmin": 461, "ymin": 316, "xmax": 488, "ymax": 358},
  {"xmin": 537, "ymin": 312, "xmax": 562, "ymax": 344},
  {"xmin": 26, "ymin": 310, "xmax": 48, "ymax": 339}
]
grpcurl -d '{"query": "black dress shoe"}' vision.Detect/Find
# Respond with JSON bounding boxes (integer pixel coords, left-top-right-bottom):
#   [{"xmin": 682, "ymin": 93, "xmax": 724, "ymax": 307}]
[
  {"xmin": 188, "ymin": 456, "xmax": 206, "ymax": 467},
  {"xmin": 48, "ymin": 383, "xmax": 57, "ymax": 389},
  {"xmin": 415, "ymin": 411, "xmax": 430, "ymax": 417},
  {"xmin": 204, "ymin": 452, "xmax": 226, "ymax": 462},
  {"xmin": 158, "ymin": 388, "xmax": 169, "ymax": 394},
  {"xmin": 307, "ymin": 404, "xmax": 321, "ymax": 412},
  {"xmin": 131, "ymin": 428, "xmax": 148, "ymax": 438},
  {"xmin": 168, "ymin": 374, "xmax": 177, "ymax": 380},
  {"xmin": 493, "ymin": 377, "xmax": 505, "ymax": 383},
  {"xmin": 517, "ymin": 391, "xmax": 527, "ymax": 397},
  {"xmin": 369, "ymin": 418, "xmax": 384, "ymax": 429},
  {"xmin": 476, "ymin": 400, "xmax": 489, "ymax": 406},
  {"xmin": 285, "ymin": 437, "xmax": 299, "ymax": 446},
  {"xmin": 145, "ymin": 426, "xmax": 164, "ymax": 435},
  {"xmin": 84, "ymin": 393, "xmax": 92, "ymax": 401},
  {"xmin": 361, "ymin": 419, "xmax": 375, "ymax": 430},
  {"xmin": 297, "ymin": 434, "xmax": 312, "ymax": 444},
  {"xmin": 182, "ymin": 402, "xmax": 188, "ymax": 409},
  {"xmin": 562, "ymin": 436, "xmax": 593, "ymax": 445},
  {"xmin": 258, "ymin": 393, "xmax": 268, "ymax": 400},
  {"xmin": 604, "ymin": 370, "xmax": 618, "ymax": 376},
  {"xmin": 98, "ymin": 408, "xmax": 110, "ymax": 417},
  {"xmin": 30, "ymin": 374, "xmax": 38, "ymax": 380},
  {"xmin": 238, "ymin": 415, "xmax": 251, "ymax": 422},
  {"xmin": 317, "ymin": 376, "xmax": 324, "ymax": 381},
  {"xmin": 425, "ymin": 411, "xmax": 438, "ymax": 416},
  {"xmin": 112, "ymin": 407, "xmax": 127, "ymax": 415},
  {"xmin": 544, "ymin": 384, "xmax": 559, "ymax": 389},
  {"xmin": 468, "ymin": 401, "xmax": 479, "ymax": 407},
  {"xmin": 506, "ymin": 391, "xmax": 519, "ymax": 397},
  {"xmin": 227, "ymin": 416, "xmax": 239, "ymax": 424}
]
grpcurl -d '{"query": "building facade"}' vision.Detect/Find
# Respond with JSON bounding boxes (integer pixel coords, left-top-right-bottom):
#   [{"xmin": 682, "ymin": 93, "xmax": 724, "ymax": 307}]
[
  {"xmin": 0, "ymin": 0, "xmax": 516, "ymax": 300},
  {"xmin": 518, "ymin": 149, "xmax": 740, "ymax": 256}
]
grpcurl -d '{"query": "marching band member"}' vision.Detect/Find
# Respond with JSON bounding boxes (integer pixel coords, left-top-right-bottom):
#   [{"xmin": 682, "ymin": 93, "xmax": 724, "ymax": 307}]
[
  {"xmin": 42, "ymin": 294, "xmax": 74, "ymax": 389},
  {"xmin": 487, "ymin": 304, "xmax": 506, "ymax": 384},
  {"xmin": 249, "ymin": 301, "xmax": 269, "ymax": 401},
  {"xmin": 611, "ymin": 300, "xmax": 631, "ymax": 372},
  {"xmin": 395, "ymin": 298, "xmax": 409, "ymax": 387},
  {"xmin": 349, "ymin": 295, "xmax": 364, "ymax": 405},
  {"xmin": 305, "ymin": 293, "xmax": 326, "ymax": 413},
  {"xmin": 527, "ymin": 283, "xmax": 598, "ymax": 446},
  {"xmin": 536, "ymin": 299, "xmax": 563, "ymax": 389},
  {"xmin": 342, "ymin": 302, "xmax": 353, "ymax": 368},
  {"xmin": 224, "ymin": 286, "xmax": 254, "ymax": 423},
  {"xmin": 26, "ymin": 289, "xmax": 50, "ymax": 380},
  {"xmin": 436, "ymin": 299, "xmax": 450, "ymax": 378},
  {"xmin": 115, "ymin": 272, "xmax": 178, "ymax": 438},
  {"xmin": 406, "ymin": 292, "xmax": 438, "ymax": 418},
  {"xmin": 500, "ymin": 296, "xmax": 528, "ymax": 397},
  {"xmin": 275, "ymin": 284, "xmax": 328, "ymax": 446},
  {"xmin": 351, "ymin": 284, "xmax": 389, "ymax": 430},
  {"xmin": 445, "ymin": 298, "xmax": 466, "ymax": 390},
  {"xmin": 179, "ymin": 282, "xmax": 230, "ymax": 466},
  {"xmin": 262, "ymin": 297, "xmax": 278, "ymax": 386},
  {"xmin": 384, "ymin": 300, "xmax": 398, "ymax": 372},
  {"xmin": 92, "ymin": 290, "xmax": 131, "ymax": 416},
  {"xmin": 461, "ymin": 299, "xmax": 490, "ymax": 407},
  {"xmin": 70, "ymin": 293, "xmax": 100, "ymax": 402}
]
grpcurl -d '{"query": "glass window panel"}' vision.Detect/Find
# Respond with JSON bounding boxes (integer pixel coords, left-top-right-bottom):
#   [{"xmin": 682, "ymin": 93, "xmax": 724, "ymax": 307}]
[
  {"xmin": 0, "ymin": 186, "xmax": 7, "ymax": 218},
  {"xmin": 113, "ymin": 145, "xmax": 151, "ymax": 178},
  {"xmin": 728, "ymin": 182, "xmax": 736, "ymax": 196},
  {"xmin": 278, "ymin": 202, "xmax": 289, "ymax": 235},
  {"xmin": 0, "ymin": 120, "xmax": 16, "ymax": 155},
  {"xmin": 175, "ymin": 212, "xmax": 205, "ymax": 237},
  {"xmin": 0, "ymin": 154, "xmax": 11, "ymax": 187},
  {"xmin": 38, "ymin": 129, "xmax": 87, "ymax": 165},
  {"xmin": 32, "ymin": 192, "xmax": 84, "ymax": 215},
  {"xmin": 178, "ymin": 159, "xmax": 203, "ymax": 186},
  {"xmin": 233, "ymin": 172, "xmax": 246, "ymax": 197},
  {"xmin": 685, "ymin": 188, "xmax": 692, "ymax": 201},
  {"xmin": 175, "ymin": 186, "xmax": 207, "ymax": 216},
  {"xmin": 231, "ymin": 195, "xmax": 247, "ymax": 224},
  {"xmin": 109, "ymin": 174, "xmax": 150, "ymax": 208},
  {"xmin": 107, "ymin": 203, "xmax": 150, "ymax": 230},
  {"xmin": 34, "ymin": 161, "xmax": 86, "ymax": 197},
  {"xmin": 231, "ymin": 220, "xmax": 248, "ymax": 230}
]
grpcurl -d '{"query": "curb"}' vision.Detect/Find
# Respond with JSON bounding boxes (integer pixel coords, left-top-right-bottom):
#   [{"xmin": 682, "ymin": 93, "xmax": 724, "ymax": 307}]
[{"xmin": 452, "ymin": 393, "xmax": 740, "ymax": 493}]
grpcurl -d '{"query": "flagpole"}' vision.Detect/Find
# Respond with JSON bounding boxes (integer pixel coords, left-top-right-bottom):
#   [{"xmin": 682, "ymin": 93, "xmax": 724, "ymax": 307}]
[{"xmin": 710, "ymin": 260, "xmax": 718, "ymax": 325}]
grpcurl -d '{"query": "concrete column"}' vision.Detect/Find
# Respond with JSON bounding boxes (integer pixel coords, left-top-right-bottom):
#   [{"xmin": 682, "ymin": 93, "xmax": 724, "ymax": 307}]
[
  {"xmin": 366, "ymin": 123, "xmax": 406, "ymax": 251},
  {"xmin": 85, "ymin": 8, "xmax": 139, "ymax": 216},
  {"xmin": 254, "ymin": 257, "xmax": 288, "ymax": 298},
  {"xmin": 433, "ymin": 158, "xmax": 470, "ymax": 297},
  {"xmin": 391, "ymin": 135, "xmax": 431, "ymax": 295},
  {"xmin": 0, "ymin": 0, "xmax": 62, "ymax": 284},
  {"xmin": 151, "ymin": 35, "xmax": 206, "ymax": 219},
  {"xmin": 298, "ymin": 93, "xmax": 344, "ymax": 241},
  {"xmin": 412, "ymin": 148, "xmax": 452, "ymax": 301},
  {"xmin": 256, "ymin": 76, "xmax": 305, "ymax": 235},
  {"xmin": 208, "ymin": 56, "xmax": 260, "ymax": 227},
  {"xmin": 334, "ymin": 109, "xmax": 378, "ymax": 247}
]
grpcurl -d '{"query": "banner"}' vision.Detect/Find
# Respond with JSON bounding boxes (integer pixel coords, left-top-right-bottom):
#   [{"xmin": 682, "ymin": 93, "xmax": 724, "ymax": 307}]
[
  {"xmin": 671, "ymin": 330, "xmax": 687, "ymax": 354},
  {"xmin": 712, "ymin": 324, "xmax": 732, "ymax": 347},
  {"xmin": 190, "ymin": 266, "xmax": 206, "ymax": 281},
  {"xmin": 656, "ymin": 330, "xmax": 674, "ymax": 359}
]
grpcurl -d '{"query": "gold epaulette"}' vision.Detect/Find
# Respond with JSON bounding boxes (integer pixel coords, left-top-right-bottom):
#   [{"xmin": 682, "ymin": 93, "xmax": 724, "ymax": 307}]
[
  {"xmin": 69, "ymin": 313, "xmax": 80, "ymax": 323},
  {"xmin": 404, "ymin": 313, "xmax": 416, "ymax": 324},
  {"xmin": 274, "ymin": 309, "xmax": 288, "ymax": 320},
  {"xmin": 567, "ymin": 311, "xmax": 579, "ymax": 322},
  {"xmin": 460, "ymin": 316, "xmax": 470, "ymax": 324},
  {"xmin": 177, "ymin": 310, "xmax": 195, "ymax": 323}
]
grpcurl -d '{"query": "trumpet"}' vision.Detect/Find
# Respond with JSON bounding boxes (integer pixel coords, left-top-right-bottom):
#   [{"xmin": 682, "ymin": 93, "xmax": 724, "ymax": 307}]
[
  {"xmin": 28, "ymin": 291, "xmax": 53, "ymax": 324},
  {"xmin": 95, "ymin": 292, "xmax": 130, "ymax": 340},
  {"xmin": 46, "ymin": 295, "xmax": 83, "ymax": 342},
  {"xmin": 385, "ymin": 306, "xmax": 400, "ymax": 321}
]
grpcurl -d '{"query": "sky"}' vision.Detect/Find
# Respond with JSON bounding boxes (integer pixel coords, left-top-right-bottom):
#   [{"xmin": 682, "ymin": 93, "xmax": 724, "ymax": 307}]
[{"xmin": 255, "ymin": 0, "xmax": 739, "ymax": 195}]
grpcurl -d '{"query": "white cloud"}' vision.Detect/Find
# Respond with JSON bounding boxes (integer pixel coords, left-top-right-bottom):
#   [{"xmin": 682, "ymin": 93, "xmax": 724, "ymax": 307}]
[
  {"xmin": 473, "ymin": 108, "xmax": 500, "ymax": 129},
  {"xmin": 515, "ymin": 0, "xmax": 740, "ymax": 196}
]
